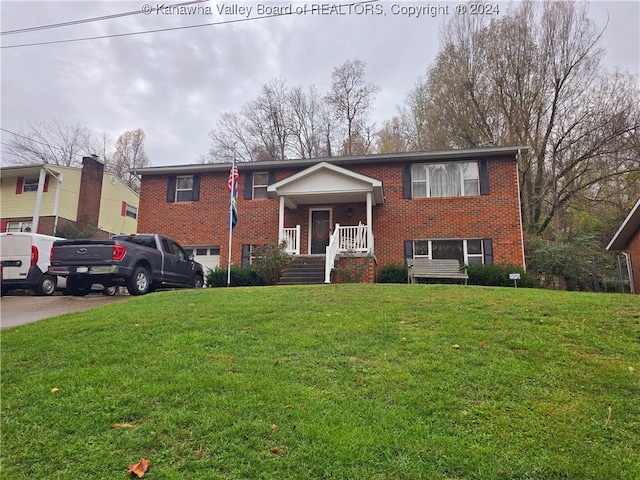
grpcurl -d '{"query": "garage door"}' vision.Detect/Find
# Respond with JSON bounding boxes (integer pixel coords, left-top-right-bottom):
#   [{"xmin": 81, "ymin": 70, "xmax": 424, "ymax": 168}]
[{"xmin": 184, "ymin": 246, "xmax": 220, "ymax": 282}]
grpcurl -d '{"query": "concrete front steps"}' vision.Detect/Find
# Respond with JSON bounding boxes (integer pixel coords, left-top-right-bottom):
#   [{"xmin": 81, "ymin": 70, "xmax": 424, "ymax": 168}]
[{"xmin": 278, "ymin": 255, "xmax": 326, "ymax": 285}]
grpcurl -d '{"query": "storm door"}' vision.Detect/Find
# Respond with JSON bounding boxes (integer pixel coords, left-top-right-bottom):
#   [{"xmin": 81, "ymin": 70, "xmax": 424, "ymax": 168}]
[{"xmin": 310, "ymin": 208, "xmax": 332, "ymax": 254}]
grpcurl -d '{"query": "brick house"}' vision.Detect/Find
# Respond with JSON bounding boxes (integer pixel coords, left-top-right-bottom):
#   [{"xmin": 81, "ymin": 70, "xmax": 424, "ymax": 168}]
[
  {"xmin": 135, "ymin": 147, "xmax": 528, "ymax": 281},
  {"xmin": 607, "ymin": 197, "xmax": 640, "ymax": 294},
  {"xmin": 1, "ymin": 156, "xmax": 139, "ymax": 237},
  {"xmin": 133, "ymin": 147, "xmax": 528, "ymax": 283}
]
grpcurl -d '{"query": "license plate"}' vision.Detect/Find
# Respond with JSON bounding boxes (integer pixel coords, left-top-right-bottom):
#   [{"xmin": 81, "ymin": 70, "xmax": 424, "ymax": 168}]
[{"xmin": 76, "ymin": 266, "xmax": 89, "ymax": 273}]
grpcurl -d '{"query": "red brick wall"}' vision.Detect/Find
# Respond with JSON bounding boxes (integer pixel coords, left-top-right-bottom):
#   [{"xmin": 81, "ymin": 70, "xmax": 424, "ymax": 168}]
[
  {"xmin": 626, "ymin": 228, "xmax": 640, "ymax": 293},
  {"xmin": 77, "ymin": 156, "xmax": 104, "ymax": 227},
  {"xmin": 137, "ymin": 156, "xmax": 525, "ymax": 270}
]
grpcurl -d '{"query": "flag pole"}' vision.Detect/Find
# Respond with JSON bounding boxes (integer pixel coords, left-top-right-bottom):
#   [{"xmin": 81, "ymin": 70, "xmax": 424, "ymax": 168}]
[{"xmin": 227, "ymin": 153, "xmax": 235, "ymax": 287}]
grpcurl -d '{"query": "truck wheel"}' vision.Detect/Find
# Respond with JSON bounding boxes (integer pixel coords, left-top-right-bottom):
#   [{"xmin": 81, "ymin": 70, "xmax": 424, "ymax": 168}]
[
  {"xmin": 126, "ymin": 266, "xmax": 151, "ymax": 295},
  {"xmin": 36, "ymin": 274, "xmax": 57, "ymax": 296},
  {"xmin": 66, "ymin": 276, "xmax": 90, "ymax": 296},
  {"xmin": 192, "ymin": 274, "xmax": 204, "ymax": 289},
  {"xmin": 102, "ymin": 285, "xmax": 118, "ymax": 296}
]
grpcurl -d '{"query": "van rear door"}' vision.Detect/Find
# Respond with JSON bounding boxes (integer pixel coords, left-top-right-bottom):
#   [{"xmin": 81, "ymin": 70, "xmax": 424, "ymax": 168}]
[{"xmin": 0, "ymin": 233, "xmax": 31, "ymax": 281}]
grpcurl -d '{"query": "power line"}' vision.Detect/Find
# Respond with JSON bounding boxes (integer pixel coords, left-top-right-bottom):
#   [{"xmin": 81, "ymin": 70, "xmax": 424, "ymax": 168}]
[
  {"xmin": 1, "ymin": 0, "xmax": 380, "ymax": 49},
  {"xmin": 1, "ymin": 127, "xmax": 85, "ymax": 158},
  {"xmin": 1, "ymin": 0, "xmax": 208, "ymax": 36}
]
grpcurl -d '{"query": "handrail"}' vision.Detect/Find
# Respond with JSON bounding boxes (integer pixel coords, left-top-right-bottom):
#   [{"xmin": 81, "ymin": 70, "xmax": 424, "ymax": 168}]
[
  {"xmin": 325, "ymin": 223, "xmax": 341, "ymax": 283},
  {"xmin": 338, "ymin": 223, "xmax": 368, "ymax": 252}
]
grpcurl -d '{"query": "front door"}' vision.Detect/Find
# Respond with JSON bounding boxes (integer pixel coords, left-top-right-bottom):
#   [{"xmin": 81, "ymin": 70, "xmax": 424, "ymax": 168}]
[{"xmin": 310, "ymin": 209, "xmax": 331, "ymax": 254}]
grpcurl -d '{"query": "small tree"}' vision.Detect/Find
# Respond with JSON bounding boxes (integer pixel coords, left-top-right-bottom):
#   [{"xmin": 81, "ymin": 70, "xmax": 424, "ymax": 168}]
[{"xmin": 252, "ymin": 242, "xmax": 291, "ymax": 285}]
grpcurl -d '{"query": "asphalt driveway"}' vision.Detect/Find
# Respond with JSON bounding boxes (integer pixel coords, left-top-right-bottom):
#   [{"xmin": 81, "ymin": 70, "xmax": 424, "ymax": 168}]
[{"xmin": 0, "ymin": 292, "xmax": 131, "ymax": 329}]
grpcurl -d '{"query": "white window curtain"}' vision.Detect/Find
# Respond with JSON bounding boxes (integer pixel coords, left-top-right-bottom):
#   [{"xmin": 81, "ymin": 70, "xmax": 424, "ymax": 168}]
[{"xmin": 429, "ymin": 163, "xmax": 461, "ymax": 197}]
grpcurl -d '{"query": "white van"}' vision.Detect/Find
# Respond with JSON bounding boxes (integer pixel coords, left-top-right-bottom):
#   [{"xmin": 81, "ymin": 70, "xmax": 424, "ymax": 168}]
[{"xmin": 0, "ymin": 232, "xmax": 62, "ymax": 296}]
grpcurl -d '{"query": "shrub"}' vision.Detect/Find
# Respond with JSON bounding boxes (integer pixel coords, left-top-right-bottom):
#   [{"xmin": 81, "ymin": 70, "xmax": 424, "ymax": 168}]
[
  {"xmin": 467, "ymin": 263, "xmax": 538, "ymax": 288},
  {"xmin": 206, "ymin": 266, "xmax": 265, "ymax": 287},
  {"xmin": 252, "ymin": 242, "xmax": 292, "ymax": 285},
  {"xmin": 527, "ymin": 235, "xmax": 624, "ymax": 292},
  {"xmin": 378, "ymin": 263, "xmax": 408, "ymax": 283}
]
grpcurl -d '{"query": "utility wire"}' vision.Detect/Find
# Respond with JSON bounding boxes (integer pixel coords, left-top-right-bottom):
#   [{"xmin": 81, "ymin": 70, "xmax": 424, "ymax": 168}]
[
  {"xmin": 1, "ymin": 127, "xmax": 83, "ymax": 157},
  {"xmin": 1, "ymin": 0, "xmax": 208, "ymax": 36},
  {"xmin": 1, "ymin": 0, "xmax": 380, "ymax": 49}
]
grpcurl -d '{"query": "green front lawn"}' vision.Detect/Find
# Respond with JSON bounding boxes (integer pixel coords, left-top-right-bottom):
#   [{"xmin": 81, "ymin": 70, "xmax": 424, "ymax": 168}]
[{"xmin": 2, "ymin": 284, "xmax": 639, "ymax": 479}]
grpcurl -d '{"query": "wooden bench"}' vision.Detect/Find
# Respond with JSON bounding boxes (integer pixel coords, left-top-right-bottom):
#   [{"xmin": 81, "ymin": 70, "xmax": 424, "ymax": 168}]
[{"xmin": 407, "ymin": 258, "xmax": 469, "ymax": 285}]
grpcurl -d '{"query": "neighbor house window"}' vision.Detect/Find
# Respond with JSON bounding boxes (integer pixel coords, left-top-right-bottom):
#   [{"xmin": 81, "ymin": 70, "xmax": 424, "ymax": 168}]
[
  {"xmin": 252, "ymin": 172, "xmax": 269, "ymax": 199},
  {"xmin": 410, "ymin": 239, "xmax": 491, "ymax": 265},
  {"xmin": 22, "ymin": 178, "xmax": 40, "ymax": 192},
  {"xmin": 411, "ymin": 162, "xmax": 479, "ymax": 198},
  {"xmin": 6, "ymin": 221, "xmax": 33, "ymax": 232},
  {"xmin": 126, "ymin": 205, "xmax": 137, "ymax": 219}
]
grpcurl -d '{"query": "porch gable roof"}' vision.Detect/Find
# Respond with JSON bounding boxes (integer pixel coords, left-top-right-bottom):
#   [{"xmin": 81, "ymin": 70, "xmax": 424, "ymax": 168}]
[{"xmin": 267, "ymin": 161, "xmax": 384, "ymax": 209}]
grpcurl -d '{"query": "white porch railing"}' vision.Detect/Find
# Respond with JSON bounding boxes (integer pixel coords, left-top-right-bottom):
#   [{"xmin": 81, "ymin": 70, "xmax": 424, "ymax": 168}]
[
  {"xmin": 325, "ymin": 223, "xmax": 373, "ymax": 283},
  {"xmin": 280, "ymin": 225, "xmax": 301, "ymax": 255}
]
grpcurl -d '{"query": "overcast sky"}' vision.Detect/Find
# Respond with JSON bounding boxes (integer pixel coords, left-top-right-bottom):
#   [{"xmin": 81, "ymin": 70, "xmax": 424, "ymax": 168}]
[{"xmin": 1, "ymin": 0, "xmax": 639, "ymax": 167}]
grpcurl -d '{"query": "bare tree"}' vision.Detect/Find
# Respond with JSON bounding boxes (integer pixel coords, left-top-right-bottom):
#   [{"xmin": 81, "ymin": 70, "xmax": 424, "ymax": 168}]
[
  {"xmin": 109, "ymin": 129, "xmax": 150, "ymax": 192},
  {"xmin": 288, "ymin": 85, "xmax": 328, "ymax": 158},
  {"xmin": 403, "ymin": 0, "xmax": 640, "ymax": 237},
  {"xmin": 2, "ymin": 118, "xmax": 97, "ymax": 167},
  {"xmin": 325, "ymin": 59, "xmax": 381, "ymax": 156},
  {"xmin": 209, "ymin": 79, "xmax": 293, "ymax": 162},
  {"xmin": 376, "ymin": 116, "xmax": 410, "ymax": 153}
]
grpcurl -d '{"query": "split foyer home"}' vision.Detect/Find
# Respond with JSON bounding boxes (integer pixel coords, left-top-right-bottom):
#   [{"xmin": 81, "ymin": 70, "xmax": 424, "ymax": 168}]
[
  {"xmin": 132, "ymin": 146, "xmax": 528, "ymax": 283},
  {"xmin": 1, "ymin": 155, "xmax": 139, "ymax": 237},
  {"xmin": 607, "ymin": 197, "xmax": 640, "ymax": 294}
]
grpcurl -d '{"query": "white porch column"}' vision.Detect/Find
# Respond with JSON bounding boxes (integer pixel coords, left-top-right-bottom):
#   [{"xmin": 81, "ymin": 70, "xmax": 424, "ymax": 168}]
[
  {"xmin": 278, "ymin": 196, "xmax": 285, "ymax": 243},
  {"xmin": 366, "ymin": 191, "xmax": 373, "ymax": 253},
  {"xmin": 32, "ymin": 167, "xmax": 47, "ymax": 233},
  {"xmin": 52, "ymin": 172, "xmax": 63, "ymax": 236}
]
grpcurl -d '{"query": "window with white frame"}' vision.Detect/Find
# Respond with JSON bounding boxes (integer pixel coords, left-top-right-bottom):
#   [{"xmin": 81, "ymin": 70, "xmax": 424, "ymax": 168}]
[
  {"xmin": 175, "ymin": 176, "xmax": 194, "ymax": 202},
  {"xmin": 22, "ymin": 178, "xmax": 40, "ymax": 192},
  {"xmin": 125, "ymin": 204, "xmax": 137, "ymax": 219},
  {"xmin": 413, "ymin": 239, "xmax": 485, "ymax": 265},
  {"xmin": 411, "ymin": 162, "xmax": 479, "ymax": 198},
  {"xmin": 252, "ymin": 172, "xmax": 269, "ymax": 199},
  {"xmin": 6, "ymin": 221, "xmax": 33, "ymax": 232}
]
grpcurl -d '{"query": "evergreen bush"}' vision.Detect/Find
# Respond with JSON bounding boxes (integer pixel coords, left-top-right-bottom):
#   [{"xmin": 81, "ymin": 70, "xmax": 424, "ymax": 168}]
[
  {"xmin": 467, "ymin": 263, "xmax": 538, "ymax": 288},
  {"xmin": 378, "ymin": 263, "xmax": 408, "ymax": 283}
]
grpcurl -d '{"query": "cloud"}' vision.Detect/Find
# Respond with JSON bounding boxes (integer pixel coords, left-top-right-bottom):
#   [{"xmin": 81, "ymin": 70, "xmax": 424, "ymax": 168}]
[{"xmin": 2, "ymin": 0, "xmax": 638, "ymax": 167}]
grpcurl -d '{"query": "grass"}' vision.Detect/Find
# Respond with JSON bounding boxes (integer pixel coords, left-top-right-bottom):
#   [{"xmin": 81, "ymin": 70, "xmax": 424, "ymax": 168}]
[{"xmin": 1, "ymin": 284, "xmax": 639, "ymax": 479}]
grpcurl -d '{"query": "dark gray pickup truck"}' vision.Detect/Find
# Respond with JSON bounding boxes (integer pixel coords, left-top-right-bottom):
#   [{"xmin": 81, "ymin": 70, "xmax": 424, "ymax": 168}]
[{"xmin": 49, "ymin": 233, "xmax": 204, "ymax": 296}]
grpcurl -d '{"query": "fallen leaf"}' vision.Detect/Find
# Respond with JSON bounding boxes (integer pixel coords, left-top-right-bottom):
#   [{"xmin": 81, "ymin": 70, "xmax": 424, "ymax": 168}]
[
  {"xmin": 112, "ymin": 423, "xmax": 135, "ymax": 429},
  {"xmin": 90, "ymin": 360, "xmax": 98, "ymax": 365},
  {"xmin": 51, "ymin": 387, "xmax": 59, "ymax": 393},
  {"xmin": 128, "ymin": 458, "xmax": 151, "ymax": 478},
  {"xmin": 284, "ymin": 404, "xmax": 292, "ymax": 409},
  {"xmin": 480, "ymin": 342, "xmax": 486, "ymax": 349},
  {"xmin": 271, "ymin": 447, "xmax": 280, "ymax": 454},
  {"xmin": 271, "ymin": 424, "xmax": 278, "ymax": 432}
]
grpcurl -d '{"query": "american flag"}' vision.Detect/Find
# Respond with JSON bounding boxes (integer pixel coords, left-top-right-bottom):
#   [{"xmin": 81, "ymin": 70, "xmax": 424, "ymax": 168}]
[{"xmin": 228, "ymin": 161, "xmax": 239, "ymax": 228}]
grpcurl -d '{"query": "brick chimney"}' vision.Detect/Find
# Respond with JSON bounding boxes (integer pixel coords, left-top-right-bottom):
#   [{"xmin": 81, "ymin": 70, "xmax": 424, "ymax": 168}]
[{"xmin": 77, "ymin": 155, "xmax": 104, "ymax": 227}]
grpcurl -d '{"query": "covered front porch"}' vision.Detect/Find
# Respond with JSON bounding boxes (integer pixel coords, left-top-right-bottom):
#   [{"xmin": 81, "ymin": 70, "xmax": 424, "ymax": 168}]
[{"xmin": 267, "ymin": 162, "xmax": 384, "ymax": 283}]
